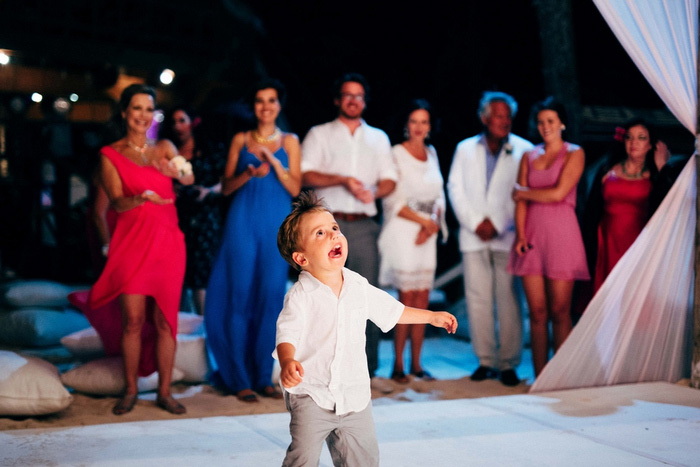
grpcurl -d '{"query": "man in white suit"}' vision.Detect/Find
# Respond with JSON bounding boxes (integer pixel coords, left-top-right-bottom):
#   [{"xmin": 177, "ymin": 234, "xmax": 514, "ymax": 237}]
[{"xmin": 447, "ymin": 92, "xmax": 533, "ymax": 386}]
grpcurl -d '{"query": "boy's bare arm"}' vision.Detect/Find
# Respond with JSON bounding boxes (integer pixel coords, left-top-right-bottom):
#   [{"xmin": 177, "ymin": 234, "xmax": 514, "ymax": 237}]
[
  {"xmin": 398, "ymin": 307, "xmax": 458, "ymax": 334},
  {"xmin": 277, "ymin": 342, "xmax": 304, "ymax": 388}
]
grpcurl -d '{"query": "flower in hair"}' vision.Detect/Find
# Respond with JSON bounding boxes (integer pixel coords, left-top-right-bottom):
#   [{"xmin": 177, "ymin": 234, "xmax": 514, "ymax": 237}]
[{"xmin": 614, "ymin": 126, "xmax": 626, "ymax": 142}]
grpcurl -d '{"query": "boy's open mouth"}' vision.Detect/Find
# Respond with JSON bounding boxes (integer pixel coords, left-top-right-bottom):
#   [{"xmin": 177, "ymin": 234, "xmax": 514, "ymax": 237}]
[{"xmin": 329, "ymin": 244, "xmax": 343, "ymax": 258}]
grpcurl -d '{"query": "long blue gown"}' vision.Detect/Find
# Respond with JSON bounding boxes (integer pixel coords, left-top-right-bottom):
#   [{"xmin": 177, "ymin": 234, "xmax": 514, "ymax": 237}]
[{"xmin": 205, "ymin": 144, "xmax": 292, "ymax": 393}]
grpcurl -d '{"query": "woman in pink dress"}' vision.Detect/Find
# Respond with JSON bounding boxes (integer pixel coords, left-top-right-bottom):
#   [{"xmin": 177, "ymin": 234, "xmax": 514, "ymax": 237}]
[
  {"xmin": 507, "ymin": 97, "xmax": 589, "ymax": 377},
  {"xmin": 70, "ymin": 84, "xmax": 194, "ymax": 415}
]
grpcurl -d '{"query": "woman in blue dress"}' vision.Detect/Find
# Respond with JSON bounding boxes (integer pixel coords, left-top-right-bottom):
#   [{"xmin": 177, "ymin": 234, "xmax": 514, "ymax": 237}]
[{"xmin": 205, "ymin": 79, "xmax": 301, "ymax": 402}]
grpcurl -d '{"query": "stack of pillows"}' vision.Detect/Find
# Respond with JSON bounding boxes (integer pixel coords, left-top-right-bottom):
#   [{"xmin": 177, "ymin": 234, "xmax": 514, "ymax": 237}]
[
  {"xmin": 0, "ymin": 280, "xmax": 89, "ymax": 348},
  {"xmin": 0, "ymin": 280, "xmax": 210, "ymax": 417}
]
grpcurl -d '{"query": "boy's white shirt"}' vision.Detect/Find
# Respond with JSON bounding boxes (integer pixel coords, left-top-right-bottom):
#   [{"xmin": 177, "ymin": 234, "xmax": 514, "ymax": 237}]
[{"xmin": 274, "ymin": 268, "xmax": 404, "ymax": 415}]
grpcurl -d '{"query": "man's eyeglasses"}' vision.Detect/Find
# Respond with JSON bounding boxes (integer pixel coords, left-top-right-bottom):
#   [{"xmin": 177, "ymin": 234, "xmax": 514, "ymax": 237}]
[{"xmin": 340, "ymin": 93, "xmax": 365, "ymax": 102}]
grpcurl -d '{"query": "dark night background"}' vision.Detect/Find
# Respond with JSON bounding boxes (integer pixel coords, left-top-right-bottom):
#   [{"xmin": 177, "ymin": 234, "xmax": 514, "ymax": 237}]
[
  {"xmin": 0, "ymin": 0, "xmax": 691, "ymax": 286},
  {"xmin": 245, "ymin": 1, "xmax": 666, "ymax": 140}
]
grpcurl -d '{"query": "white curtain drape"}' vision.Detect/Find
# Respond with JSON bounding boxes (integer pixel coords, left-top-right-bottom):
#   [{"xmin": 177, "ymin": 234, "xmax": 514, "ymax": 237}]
[
  {"xmin": 593, "ymin": 0, "xmax": 698, "ymax": 133},
  {"xmin": 531, "ymin": 0, "xmax": 698, "ymax": 393}
]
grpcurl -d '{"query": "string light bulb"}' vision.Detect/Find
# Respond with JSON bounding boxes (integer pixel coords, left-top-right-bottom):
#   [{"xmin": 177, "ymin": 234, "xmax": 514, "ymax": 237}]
[{"xmin": 159, "ymin": 69, "xmax": 175, "ymax": 85}]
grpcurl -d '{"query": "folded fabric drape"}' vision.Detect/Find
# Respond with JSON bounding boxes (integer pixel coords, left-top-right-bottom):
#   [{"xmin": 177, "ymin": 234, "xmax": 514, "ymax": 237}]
[{"xmin": 593, "ymin": 0, "xmax": 698, "ymax": 133}]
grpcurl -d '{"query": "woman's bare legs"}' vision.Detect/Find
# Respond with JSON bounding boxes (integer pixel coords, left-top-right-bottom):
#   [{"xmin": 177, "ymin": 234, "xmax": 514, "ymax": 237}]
[
  {"xmin": 522, "ymin": 275, "xmax": 549, "ymax": 377},
  {"xmin": 114, "ymin": 295, "xmax": 184, "ymax": 415},
  {"xmin": 114, "ymin": 294, "xmax": 147, "ymax": 414},
  {"xmin": 392, "ymin": 290, "xmax": 414, "ymax": 382},
  {"xmin": 408, "ymin": 290, "xmax": 429, "ymax": 375},
  {"xmin": 523, "ymin": 276, "xmax": 575, "ymax": 377},
  {"xmin": 393, "ymin": 289, "xmax": 431, "ymax": 380},
  {"xmin": 153, "ymin": 304, "xmax": 176, "ymax": 396},
  {"xmin": 545, "ymin": 279, "xmax": 574, "ymax": 352},
  {"xmin": 154, "ymin": 303, "xmax": 186, "ymax": 414}
]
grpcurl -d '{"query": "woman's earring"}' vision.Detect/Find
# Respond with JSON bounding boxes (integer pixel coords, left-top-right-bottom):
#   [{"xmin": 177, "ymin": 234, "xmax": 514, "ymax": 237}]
[
  {"xmin": 425, "ymin": 130, "xmax": 431, "ymax": 140},
  {"xmin": 561, "ymin": 125, "xmax": 566, "ymax": 130},
  {"xmin": 403, "ymin": 127, "xmax": 409, "ymax": 139}
]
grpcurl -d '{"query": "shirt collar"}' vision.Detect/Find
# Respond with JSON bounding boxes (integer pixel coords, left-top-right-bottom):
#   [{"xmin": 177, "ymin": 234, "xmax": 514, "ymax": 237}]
[
  {"xmin": 297, "ymin": 268, "xmax": 357, "ymax": 295},
  {"xmin": 332, "ymin": 118, "xmax": 367, "ymax": 132},
  {"xmin": 479, "ymin": 133, "xmax": 511, "ymax": 156},
  {"xmin": 297, "ymin": 270, "xmax": 322, "ymax": 292}
]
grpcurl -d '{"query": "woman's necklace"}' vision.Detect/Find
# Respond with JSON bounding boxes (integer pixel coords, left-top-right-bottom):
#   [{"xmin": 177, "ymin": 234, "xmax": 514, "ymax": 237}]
[
  {"xmin": 127, "ymin": 141, "xmax": 148, "ymax": 164},
  {"xmin": 621, "ymin": 159, "xmax": 645, "ymax": 179},
  {"xmin": 252, "ymin": 127, "xmax": 281, "ymax": 144}
]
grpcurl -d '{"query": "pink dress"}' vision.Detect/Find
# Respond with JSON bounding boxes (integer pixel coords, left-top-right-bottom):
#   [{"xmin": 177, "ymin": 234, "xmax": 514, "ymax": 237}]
[
  {"xmin": 507, "ymin": 143, "xmax": 589, "ymax": 281},
  {"xmin": 69, "ymin": 146, "xmax": 186, "ymax": 376}
]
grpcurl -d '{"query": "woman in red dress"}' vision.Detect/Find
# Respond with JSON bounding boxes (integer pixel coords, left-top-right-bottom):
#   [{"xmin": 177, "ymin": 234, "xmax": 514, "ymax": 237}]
[
  {"xmin": 71, "ymin": 84, "xmax": 194, "ymax": 415},
  {"xmin": 577, "ymin": 120, "xmax": 670, "ymax": 298}
]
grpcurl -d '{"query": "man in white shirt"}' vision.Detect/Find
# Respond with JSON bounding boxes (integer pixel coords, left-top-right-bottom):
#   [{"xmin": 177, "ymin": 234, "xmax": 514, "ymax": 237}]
[
  {"xmin": 301, "ymin": 73, "xmax": 397, "ymax": 392},
  {"xmin": 447, "ymin": 91, "xmax": 534, "ymax": 386}
]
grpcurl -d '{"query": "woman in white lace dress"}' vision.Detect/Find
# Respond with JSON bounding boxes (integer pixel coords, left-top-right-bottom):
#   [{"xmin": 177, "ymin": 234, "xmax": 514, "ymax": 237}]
[{"xmin": 378, "ymin": 99, "xmax": 447, "ymax": 383}]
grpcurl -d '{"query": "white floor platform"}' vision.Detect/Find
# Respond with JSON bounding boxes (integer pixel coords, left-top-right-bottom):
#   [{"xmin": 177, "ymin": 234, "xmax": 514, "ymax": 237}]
[{"xmin": 2, "ymin": 381, "xmax": 699, "ymax": 466}]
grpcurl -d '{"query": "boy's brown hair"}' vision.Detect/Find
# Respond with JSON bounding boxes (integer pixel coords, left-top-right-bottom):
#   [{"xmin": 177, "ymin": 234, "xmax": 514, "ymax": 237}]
[{"xmin": 277, "ymin": 191, "xmax": 330, "ymax": 271}]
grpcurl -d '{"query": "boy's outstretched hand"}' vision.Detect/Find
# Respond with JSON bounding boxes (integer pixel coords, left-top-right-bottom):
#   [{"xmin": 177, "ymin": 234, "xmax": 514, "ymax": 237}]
[
  {"xmin": 399, "ymin": 307, "xmax": 458, "ymax": 333},
  {"xmin": 280, "ymin": 360, "xmax": 305, "ymax": 388},
  {"xmin": 430, "ymin": 312, "xmax": 458, "ymax": 334}
]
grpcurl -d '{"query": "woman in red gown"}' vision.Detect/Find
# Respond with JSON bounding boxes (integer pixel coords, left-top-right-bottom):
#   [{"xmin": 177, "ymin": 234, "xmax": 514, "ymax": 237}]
[
  {"xmin": 70, "ymin": 84, "xmax": 194, "ymax": 415},
  {"xmin": 588, "ymin": 120, "xmax": 670, "ymax": 293}
]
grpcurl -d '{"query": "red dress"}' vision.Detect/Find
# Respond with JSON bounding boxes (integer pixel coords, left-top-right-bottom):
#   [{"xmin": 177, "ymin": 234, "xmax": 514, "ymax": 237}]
[
  {"xmin": 593, "ymin": 173, "xmax": 652, "ymax": 292},
  {"xmin": 70, "ymin": 146, "xmax": 186, "ymax": 376}
]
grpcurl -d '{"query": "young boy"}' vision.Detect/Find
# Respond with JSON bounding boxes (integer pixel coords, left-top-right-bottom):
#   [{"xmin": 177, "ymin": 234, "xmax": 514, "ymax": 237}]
[{"xmin": 275, "ymin": 192, "xmax": 457, "ymax": 466}]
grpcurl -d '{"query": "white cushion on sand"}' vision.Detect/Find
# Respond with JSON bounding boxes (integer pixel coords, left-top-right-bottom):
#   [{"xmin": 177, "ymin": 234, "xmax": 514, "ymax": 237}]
[
  {"xmin": 177, "ymin": 312, "xmax": 204, "ymax": 335},
  {"xmin": 60, "ymin": 327, "xmax": 104, "ymax": 358},
  {"xmin": 61, "ymin": 357, "xmax": 184, "ymax": 396},
  {"xmin": 174, "ymin": 334, "xmax": 209, "ymax": 383},
  {"xmin": 0, "ymin": 350, "xmax": 73, "ymax": 416},
  {"xmin": 1, "ymin": 280, "xmax": 73, "ymax": 308}
]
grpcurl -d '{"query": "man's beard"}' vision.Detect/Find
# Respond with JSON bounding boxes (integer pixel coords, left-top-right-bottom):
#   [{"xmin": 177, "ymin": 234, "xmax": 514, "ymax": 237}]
[{"xmin": 340, "ymin": 108, "xmax": 362, "ymax": 120}]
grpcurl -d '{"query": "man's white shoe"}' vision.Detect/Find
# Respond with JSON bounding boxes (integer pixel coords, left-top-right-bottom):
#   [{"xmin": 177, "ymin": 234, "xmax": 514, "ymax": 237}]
[{"xmin": 370, "ymin": 377, "xmax": 393, "ymax": 394}]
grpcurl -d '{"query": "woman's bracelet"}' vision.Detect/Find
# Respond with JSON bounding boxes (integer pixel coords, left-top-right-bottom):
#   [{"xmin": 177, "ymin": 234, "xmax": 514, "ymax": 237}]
[
  {"xmin": 280, "ymin": 170, "xmax": 290, "ymax": 181},
  {"xmin": 140, "ymin": 190, "xmax": 154, "ymax": 203}
]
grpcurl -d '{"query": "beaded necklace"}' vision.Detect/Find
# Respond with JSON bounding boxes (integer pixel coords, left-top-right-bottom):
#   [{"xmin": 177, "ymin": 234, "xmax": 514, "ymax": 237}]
[
  {"xmin": 620, "ymin": 159, "xmax": 645, "ymax": 179},
  {"xmin": 251, "ymin": 127, "xmax": 281, "ymax": 144},
  {"xmin": 127, "ymin": 141, "xmax": 148, "ymax": 164}
]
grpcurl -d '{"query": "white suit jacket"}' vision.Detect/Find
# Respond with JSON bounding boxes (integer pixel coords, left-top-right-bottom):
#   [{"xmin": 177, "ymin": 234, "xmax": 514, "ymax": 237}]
[{"xmin": 447, "ymin": 133, "xmax": 533, "ymax": 253}]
